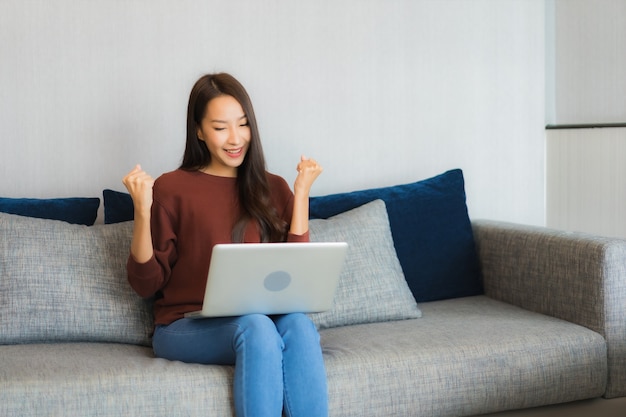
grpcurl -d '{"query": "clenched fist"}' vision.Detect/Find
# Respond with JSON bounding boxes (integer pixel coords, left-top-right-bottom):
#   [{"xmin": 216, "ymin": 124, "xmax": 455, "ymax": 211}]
[
  {"xmin": 294, "ymin": 155, "xmax": 323, "ymax": 198},
  {"xmin": 122, "ymin": 164, "xmax": 155, "ymax": 216}
]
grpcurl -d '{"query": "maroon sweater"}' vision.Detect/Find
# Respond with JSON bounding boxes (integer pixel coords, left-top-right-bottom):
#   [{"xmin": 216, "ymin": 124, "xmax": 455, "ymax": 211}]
[{"xmin": 127, "ymin": 169, "xmax": 308, "ymax": 325}]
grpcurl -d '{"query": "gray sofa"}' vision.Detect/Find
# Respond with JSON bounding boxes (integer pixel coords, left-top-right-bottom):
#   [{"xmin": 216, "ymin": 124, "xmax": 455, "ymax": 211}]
[{"xmin": 1, "ymin": 171, "xmax": 626, "ymax": 417}]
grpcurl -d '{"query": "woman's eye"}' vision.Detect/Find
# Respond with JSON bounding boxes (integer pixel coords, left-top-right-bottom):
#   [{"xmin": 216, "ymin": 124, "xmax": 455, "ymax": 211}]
[{"xmin": 213, "ymin": 127, "xmax": 225, "ymax": 131}]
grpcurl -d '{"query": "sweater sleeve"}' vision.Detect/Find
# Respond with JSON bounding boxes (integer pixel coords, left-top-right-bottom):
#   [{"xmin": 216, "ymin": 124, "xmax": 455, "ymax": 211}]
[
  {"xmin": 126, "ymin": 198, "xmax": 178, "ymax": 298},
  {"xmin": 287, "ymin": 229, "xmax": 310, "ymax": 242}
]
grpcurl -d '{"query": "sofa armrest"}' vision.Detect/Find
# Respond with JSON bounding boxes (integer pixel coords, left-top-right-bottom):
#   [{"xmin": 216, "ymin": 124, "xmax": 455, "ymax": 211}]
[{"xmin": 472, "ymin": 219, "xmax": 626, "ymax": 399}]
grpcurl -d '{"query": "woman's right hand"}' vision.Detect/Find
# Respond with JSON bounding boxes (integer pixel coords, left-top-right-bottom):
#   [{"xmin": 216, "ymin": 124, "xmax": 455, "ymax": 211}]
[{"xmin": 122, "ymin": 164, "xmax": 154, "ymax": 217}]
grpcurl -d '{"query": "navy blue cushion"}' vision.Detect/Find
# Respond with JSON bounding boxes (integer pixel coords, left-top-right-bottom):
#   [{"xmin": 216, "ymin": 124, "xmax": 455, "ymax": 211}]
[
  {"xmin": 0, "ymin": 197, "xmax": 100, "ymax": 226},
  {"xmin": 309, "ymin": 169, "xmax": 483, "ymax": 302},
  {"xmin": 103, "ymin": 189, "xmax": 134, "ymax": 225}
]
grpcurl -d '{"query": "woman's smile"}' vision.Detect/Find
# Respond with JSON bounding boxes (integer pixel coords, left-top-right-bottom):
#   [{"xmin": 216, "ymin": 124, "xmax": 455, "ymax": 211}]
[{"xmin": 225, "ymin": 147, "xmax": 244, "ymax": 157}]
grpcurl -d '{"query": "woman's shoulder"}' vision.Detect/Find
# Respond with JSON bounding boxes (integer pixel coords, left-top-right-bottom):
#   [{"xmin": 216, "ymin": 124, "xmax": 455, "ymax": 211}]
[
  {"xmin": 155, "ymin": 169, "xmax": 237, "ymax": 197},
  {"xmin": 266, "ymin": 171, "xmax": 290, "ymax": 191},
  {"xmin": 265, "ymin": 171, "xmax": 294, "ymax": 204},
  {"xmin": 154, "ymin": 169, "xmax": 192, "ymax": 189},
  {"xmin": 153, "ymin": 169, "xmax": 215, "ymax": 198}
]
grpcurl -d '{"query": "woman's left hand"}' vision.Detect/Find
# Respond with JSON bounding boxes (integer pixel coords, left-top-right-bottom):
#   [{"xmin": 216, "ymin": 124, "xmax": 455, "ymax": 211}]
[{"xmin": 294, "ymin": 155, "xmax": 323, "ymax": 197}]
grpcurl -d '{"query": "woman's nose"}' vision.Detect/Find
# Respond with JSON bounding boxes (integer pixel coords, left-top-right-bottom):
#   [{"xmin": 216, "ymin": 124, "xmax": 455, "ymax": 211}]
[{"xmin": 227, "ymin": 127, "xmax": 240, "ymax": 143}]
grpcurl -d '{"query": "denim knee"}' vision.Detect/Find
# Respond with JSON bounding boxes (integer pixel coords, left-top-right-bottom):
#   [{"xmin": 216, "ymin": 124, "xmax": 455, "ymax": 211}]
[
  {"xmin": 274, "ymin": 313, "xmax": 320, "ymax": 342},
  {"xmin": 233, "ymin": 313, "xmax": 284, "ymax": 355}
]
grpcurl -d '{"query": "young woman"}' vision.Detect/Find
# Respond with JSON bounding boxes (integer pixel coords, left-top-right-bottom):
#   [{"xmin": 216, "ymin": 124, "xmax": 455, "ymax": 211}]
[{"xmin": 122, "ymin": 73, "xmax": 327, "ymax": 417}]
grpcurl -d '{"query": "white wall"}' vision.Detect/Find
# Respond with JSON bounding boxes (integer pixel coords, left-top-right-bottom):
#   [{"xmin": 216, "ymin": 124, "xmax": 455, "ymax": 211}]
[
  {"xmin": 546, "ymin": 0, "xmax": 626, "ymax": 237},
  {"xmin": 0, "ymin": 0, "xmax": 546, "ymax": 225},
  {"xmin": 547, "ymin": 127, "xmax": 626, "ymax": 237},
  {"xmin": 547, "ymin": 0, "xmax": 626, "ymax": 125}
]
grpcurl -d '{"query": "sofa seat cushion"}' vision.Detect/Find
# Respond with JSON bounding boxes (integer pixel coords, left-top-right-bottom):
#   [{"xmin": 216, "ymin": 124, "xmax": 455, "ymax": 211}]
[
  {"xmin": 321, "ymin": 296, "xmax": 607, "ymax": 417},
  {"xmin": 0, "ymin": 297, "xmax": 607, "ymax": 417},
  {"xmin": 0, "ymin": 343, "xmax": 235, "ymax": 417}
]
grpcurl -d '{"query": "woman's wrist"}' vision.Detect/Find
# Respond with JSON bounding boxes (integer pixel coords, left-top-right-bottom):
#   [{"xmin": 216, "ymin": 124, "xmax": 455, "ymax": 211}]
[{"xmin": 290, "ymin": 193, "xmax": 310, "ymax": 236}]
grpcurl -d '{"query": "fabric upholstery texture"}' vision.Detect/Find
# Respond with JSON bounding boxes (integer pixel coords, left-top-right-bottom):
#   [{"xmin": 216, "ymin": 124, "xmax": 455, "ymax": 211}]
[
  {"xmin": 0, "ymin": 196, "xmax": 100, "ymax": 225},
  {"xmin": 0, "ymin": 343, "xmax": 234, "ymax": 417},
  {"xmin": 321, "ymin": 296, "xmax": 606, "ymax": 417},
  {"xmin": 309, "ymin": 169, "xmax": 483, "ymax": 302},
  {"xmin": 3, "ymin": 179, "xmax": 625, "ymax": 416},
  {"xmin": 308, "ymin": 199, "xmax": 421, "ymax": 329},
  {"xmin": 0, "ymin": 297, "xmax": 606, "ymax": 417},
  {"xmin": 472, "ymin": 219, "xmax": 626, "ymax": 399},
  {"xmin": 0, "ymin": 213, "xmax": 153, "ymax": 346}
]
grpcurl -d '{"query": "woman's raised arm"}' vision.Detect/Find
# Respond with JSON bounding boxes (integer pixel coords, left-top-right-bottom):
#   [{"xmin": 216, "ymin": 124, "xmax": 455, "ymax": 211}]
[
  {"xmin": 290, "ymin": 156, "xmax": 323, "ymax": 236},
  {"xmin": 122, "ymin": 164, "xmax": 155, "ymax": 263}
]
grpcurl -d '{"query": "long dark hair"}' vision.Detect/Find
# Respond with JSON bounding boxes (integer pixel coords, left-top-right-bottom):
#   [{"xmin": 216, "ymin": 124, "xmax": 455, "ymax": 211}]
[{"xmin": 180, "ymin": 73, "xmax": 287, "ymax": 243}]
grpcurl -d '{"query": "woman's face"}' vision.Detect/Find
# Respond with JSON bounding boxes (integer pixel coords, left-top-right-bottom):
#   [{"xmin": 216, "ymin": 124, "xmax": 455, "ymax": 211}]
[{"xmin": 197, "ymin": 95, "xmax": 251, "ymax": 177}]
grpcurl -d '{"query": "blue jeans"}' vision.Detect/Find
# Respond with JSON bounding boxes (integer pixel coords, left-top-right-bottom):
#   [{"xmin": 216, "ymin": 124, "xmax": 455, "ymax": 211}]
[{"xmin": 153, "ymin": 313, "xmax": 328, "ymax": 417}]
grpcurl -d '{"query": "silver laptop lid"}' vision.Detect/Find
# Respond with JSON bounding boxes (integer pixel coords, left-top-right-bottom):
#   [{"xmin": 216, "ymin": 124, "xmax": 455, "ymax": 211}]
[{"xmin": 186, "ymin": 242, "xmax": 348, "ymax": 318}]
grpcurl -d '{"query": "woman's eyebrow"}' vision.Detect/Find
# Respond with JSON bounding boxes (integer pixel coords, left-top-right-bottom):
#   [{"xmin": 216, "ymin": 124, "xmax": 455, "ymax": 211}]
[{"xmin": 210, "ymin": 115, "xmax": 247, "ymax": 123}]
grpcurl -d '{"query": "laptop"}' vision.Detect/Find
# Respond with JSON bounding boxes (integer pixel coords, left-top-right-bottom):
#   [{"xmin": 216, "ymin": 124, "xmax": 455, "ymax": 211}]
[{"xmin": 185, "ymin": 242, "xmax": 348, "ymax": 318}]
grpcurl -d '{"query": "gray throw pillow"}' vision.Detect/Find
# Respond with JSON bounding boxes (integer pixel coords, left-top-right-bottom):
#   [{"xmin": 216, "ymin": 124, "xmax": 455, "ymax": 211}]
[
  {"xmin": 308, "ymin": 199, "xmax": 421, "ymax": 329},
  {"xmin": 0, "ymin": 213, "xmax": 153, "ymax": 346}
]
